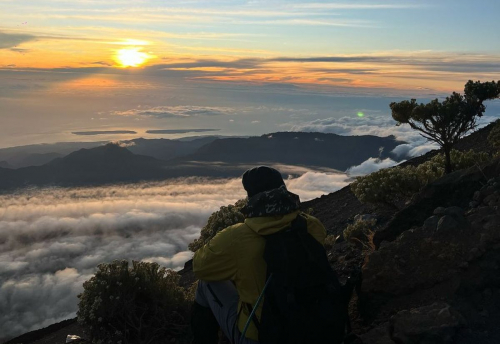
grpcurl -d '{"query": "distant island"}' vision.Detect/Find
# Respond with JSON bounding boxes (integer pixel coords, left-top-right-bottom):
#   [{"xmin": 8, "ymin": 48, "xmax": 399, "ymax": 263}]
[{"xmin": 72, "ymin": 130, "xmax": 138, "ymax": 135}]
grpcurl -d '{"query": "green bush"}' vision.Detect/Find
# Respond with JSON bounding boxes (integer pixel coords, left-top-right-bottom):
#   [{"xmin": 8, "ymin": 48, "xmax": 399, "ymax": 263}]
[
  {"xmin": 351, "ymin": 166, "xmax": 420, "ymax": 208},
  {"xmin": 343, "ymin": 218, "xmax": 376, "ymax": 253},
  {"xmin": 488, "ymin": 120, "xmax": 500, "ymax": 152},
  {"xmin": 351, "ymin": 149, "xmax": 490, "ymax": 208},
  {"xmin": 189, "ymin": 199, "xmax": 247, "ymax": 252},
  {"xmin": 77, "ymin": 260, "xmax": 192, "ymax": 344},
  {"xmin": 343, "ymin": 218, "xmax": 376, "ymax": 242}
]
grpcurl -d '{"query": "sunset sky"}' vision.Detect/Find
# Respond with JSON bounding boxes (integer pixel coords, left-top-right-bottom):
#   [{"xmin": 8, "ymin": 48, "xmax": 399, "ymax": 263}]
[{"xmin": 1, "ymin": 0, "xmax": 499, "ymax": 147}]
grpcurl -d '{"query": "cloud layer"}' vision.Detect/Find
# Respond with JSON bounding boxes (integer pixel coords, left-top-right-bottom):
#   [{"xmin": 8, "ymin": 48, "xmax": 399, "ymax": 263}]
[
  {"xmin": 292, "ymin": 114, "xmax": 500, "ymax": 158},
  {"xmin": 0, "ymin": 173, "xmax": 348, "ymax": 340}
]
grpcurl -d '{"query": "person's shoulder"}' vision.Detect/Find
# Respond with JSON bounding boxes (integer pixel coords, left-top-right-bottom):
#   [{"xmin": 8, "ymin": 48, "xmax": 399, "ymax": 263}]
[{"xmin": 220, "ymin": 221, "xmax": 249, "ymax": 235}]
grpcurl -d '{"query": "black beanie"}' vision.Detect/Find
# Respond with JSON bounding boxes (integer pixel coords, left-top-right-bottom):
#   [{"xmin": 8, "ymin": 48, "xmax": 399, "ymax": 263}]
[{"xmin": 242, "ymin": 166, "xmax": 286, "ymax": 198}]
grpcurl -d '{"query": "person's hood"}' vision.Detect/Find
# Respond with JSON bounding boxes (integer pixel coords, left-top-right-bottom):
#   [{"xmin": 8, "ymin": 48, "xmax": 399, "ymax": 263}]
[{"xmin": 244, "ymin": 210, "xmax": 301, "ymax": 236}]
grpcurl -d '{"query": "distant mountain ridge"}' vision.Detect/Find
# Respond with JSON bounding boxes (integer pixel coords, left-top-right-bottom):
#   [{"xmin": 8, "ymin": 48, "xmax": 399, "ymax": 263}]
[
  {"xmin": 0, "ymin": 132, "xmax": 405, "ymax": 191},
  {"xmin": 0, "ymin": 137, "xmax": 221, "ymax": 169},
  {"xmin": 177, "ymin": 132, "xmax": 402, "ymax": 170}
]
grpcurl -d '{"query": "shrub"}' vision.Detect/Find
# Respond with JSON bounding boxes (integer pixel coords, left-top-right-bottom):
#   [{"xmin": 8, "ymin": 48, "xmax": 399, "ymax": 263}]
[
  {"xmin": 77, "ymin": 260, "xmax": 192, "ymax": 344},
  {"xmin": 488, "ymin": 120, "xmax": 500, "ymax": 152},
  {"xmin": 343, "ymin": 218, "xmax": 376, "ymax": 242},
  {"xmin": 343, "ymin": 218, "xmax": 376, "ymax": 253},
  {"xmin": 351, "ymin": 166, "xmax": 421, "ymax": 209},
  {"xmin": 425, "ymin": 149, "xmax": 490, "ymax": 172},
  {"xmin": 188, "ymin": 199, "xmax": 247, "ymax": 252},
  {"xmin": 351, "ymin": 149, "xmax": 490, "ymax": 208}
]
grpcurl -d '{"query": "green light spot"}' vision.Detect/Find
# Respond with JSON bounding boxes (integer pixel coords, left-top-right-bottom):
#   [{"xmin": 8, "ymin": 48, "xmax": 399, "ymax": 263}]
[{"xmin": 357, "ymin": 112, "xmax": 365, "ymax": 117}]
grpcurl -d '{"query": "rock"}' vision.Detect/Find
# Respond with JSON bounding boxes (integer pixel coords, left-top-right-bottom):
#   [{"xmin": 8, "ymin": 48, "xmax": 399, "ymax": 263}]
[
  {"xmin": 378, "ymin": 240, "xmax": 391, "ymax": 250},
  {"xmin": 434, "ymin": 207, "xmax": 446, "ymax": 215},
  {"xmin": 358, "ymin": 324, "xmax": 393, "ymax": 344},
  {"xmin": 479, "ymin": 233, "xmax": 492, "ymax": 249},
  {"xmin": 468, "ymin": 247, "xmax": 480, "ymax": 261},
  {"xmin": 66, "ymin": 335, "xmax": 83, "ymax": 343},
  {"xmin": 391, "ymin": 303, "xmax": 466, "ymax": 344},
  {"xmin": 479, "ymin": 309, "xmax": 489, "ymax": 317},
  {"xmin": 354, "ymin": 213, "xmax": 377, "ymax": 223},
  {"xmin": 436, "ymin": 215, "xmax": 459, "ymax": 233},
  {"xmin": 444, "ymin": 206, "xmax": 464, "ymax": 219},
  {"xmin": 483, "ymin": 194, "xmax": 499, "ymax": 205},
  {"xmin": 423, "ymin": 216, "xmax": 440, "ymax": 231},
  {"xmin": 469, "ymin": 200, "xmax": 479, "ymax": 208},
  {"xmin": 473, "ymin": 191, "xmax": 481, "ymax": 201}
]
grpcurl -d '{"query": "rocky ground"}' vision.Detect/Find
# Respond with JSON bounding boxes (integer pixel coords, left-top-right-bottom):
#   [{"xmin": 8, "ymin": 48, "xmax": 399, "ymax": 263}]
[
  {"xmin": 356, "ymin": 160, "xmax": 500, "ymax": 343},
  {"xmin": 6, "ymin": 122, "xmax": 500, "ymax": 344}
]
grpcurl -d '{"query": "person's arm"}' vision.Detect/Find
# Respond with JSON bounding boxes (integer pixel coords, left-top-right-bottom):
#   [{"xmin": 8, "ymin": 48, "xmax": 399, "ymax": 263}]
[
  {"xmin": 193, "ymin": 225, "xmax": 238, "ymax": 281},
  {"xmin": 305, "ymin": 215, "xmax": 327, "ymax": 245}
]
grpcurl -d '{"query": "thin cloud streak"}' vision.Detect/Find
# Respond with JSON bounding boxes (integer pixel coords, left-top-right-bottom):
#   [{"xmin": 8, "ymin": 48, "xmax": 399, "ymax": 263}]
[{"xmin": 293, "ymin": 3, "xmax": 425, "ymax": 10}]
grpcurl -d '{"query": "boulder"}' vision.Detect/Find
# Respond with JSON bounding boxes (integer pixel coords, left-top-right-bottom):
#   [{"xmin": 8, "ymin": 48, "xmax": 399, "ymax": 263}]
[{"xmin": 390, "ymin": 303, "xmax": 465, "ymax": 344}]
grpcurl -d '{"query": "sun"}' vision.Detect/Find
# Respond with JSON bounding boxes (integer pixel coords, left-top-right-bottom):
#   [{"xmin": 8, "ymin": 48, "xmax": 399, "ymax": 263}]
[{"xmin": 115, "ymin": 47, "xmax": 151, "ymax": 68}]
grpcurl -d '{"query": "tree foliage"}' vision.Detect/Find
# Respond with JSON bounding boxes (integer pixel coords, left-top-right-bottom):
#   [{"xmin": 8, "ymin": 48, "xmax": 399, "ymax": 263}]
[
  {"xmin": 188, "ymin": 199, "xmax": 247, "ymax": 252},
  {"xmin": 77, "ymin": 260, "xmax": 192, "ymax": 344},
  {"xmin": 351, "ymin": 150, "xmax": 490, "ymax": 209},
  {"xmin": 390, "ymin": 80, "xmax": 500, "ymax": 173}
]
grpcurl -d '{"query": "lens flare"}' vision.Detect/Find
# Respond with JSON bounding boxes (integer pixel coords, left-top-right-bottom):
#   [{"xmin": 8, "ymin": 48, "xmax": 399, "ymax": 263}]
[
  {"xmin": 357, "ymin": 112, "xmax": 365, "ymax": 117},
  {"xmin": 115, "ymin": 47, "xmax": 151, "ymax": 68}
]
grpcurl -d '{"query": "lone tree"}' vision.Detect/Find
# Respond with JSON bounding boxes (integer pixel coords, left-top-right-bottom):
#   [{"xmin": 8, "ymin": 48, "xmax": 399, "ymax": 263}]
[{"xmin": 390, "ymin": 80, "xmax": 500, "ymax": 174}]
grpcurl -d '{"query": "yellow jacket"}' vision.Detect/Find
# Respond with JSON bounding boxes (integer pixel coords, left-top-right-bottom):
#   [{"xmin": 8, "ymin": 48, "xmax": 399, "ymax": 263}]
[{"xmin": 193, "ymin": 210, "xmax": 327, "ymax": 341}]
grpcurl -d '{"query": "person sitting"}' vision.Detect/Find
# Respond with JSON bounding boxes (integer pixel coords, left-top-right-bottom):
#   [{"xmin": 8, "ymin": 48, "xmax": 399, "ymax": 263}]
[{"xmin": 191, "ymin": 166, "xmax": 327, "ymax": 344}]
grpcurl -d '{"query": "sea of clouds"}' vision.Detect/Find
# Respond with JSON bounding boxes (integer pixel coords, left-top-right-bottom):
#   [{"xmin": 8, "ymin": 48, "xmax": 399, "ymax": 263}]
[{"xmin": 0, "ymin": 173, "xmax": 350, "ymax": 340}]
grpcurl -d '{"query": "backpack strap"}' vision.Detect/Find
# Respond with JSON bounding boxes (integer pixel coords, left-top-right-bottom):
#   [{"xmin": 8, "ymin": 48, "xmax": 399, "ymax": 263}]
[
  {"xmin": 239, "ymin": 274, "xmax": 273, "ymax": 342},
  {"xmin": 245, "ymin": 302, "xmax": 261, "ymax": 331}
]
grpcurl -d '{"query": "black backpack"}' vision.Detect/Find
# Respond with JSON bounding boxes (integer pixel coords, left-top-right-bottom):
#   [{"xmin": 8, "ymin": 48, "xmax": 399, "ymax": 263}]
[{"xmin": 252, "ymin": 214, "xmax": 355, "ymax": 344}]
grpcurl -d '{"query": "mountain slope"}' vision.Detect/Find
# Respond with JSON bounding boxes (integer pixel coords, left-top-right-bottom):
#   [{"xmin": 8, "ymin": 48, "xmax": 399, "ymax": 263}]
[
  {"xmin": 176, "ymin": 132, "xmax": 404, "ymax": 170},
  {"xmin": 0, "ymin": 142, "xmax": 104, "ymax": 168},
  {"xmin": 0, "ymin": 144, "xmax": 168, "ymax": 190},
  {"xmin": 126, "ymin": 136, "xmax": 220, "ymax": 161}
]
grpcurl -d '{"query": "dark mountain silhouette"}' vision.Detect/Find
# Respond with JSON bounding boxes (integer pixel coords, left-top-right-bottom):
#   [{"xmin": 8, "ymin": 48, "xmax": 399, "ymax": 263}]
[
  {"xmin": 11, "ymin": 152, "xmax": 63, "ymax": 168},
  {"xmin": 125, "ymin": 136, "xmax": 220, "ymax": 161},
  {"xmin": 0, "ymin": 141, "xmax": 104, "ymax": 168},
  {"xmin": 0, "ymin": 137, "xmax": 222, "ymax": 168},
  {"xmin": 0, "ymin": 144, "xmax": 167, "ymax": 190},
  {"xmin": 0, "ymin": 132, "xmax": 405, "ymax": 191},
  {"xmin": 174, "ymin": 132, "xmax": 404, "ymax": 170},
  {"xmin": 0, "ymin": 160, "xmax": 11, "ymax": 168}
]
